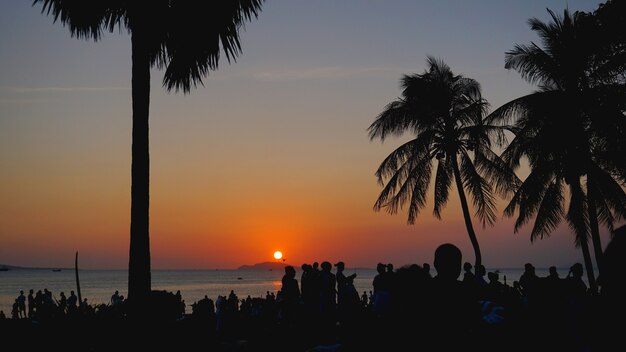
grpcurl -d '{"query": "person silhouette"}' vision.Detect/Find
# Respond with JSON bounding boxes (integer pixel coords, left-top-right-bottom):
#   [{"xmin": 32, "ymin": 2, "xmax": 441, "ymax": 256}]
[
  {"xmin": 16, "ymin": 290, "xmax": 26, "ymax": 319},
  {"xmin": 58, "ymin": 291, "xmax": 67, "ymax": 314},
  {"xmin": 423, "ymin": 263, "xmax": 432, "ymax": 278},
  {"xmin": 111, "ymin": 290, "xmax": 120, "ymax": 306},
  {"xmin": 426, "ymin": 243, "xmax": 480, "ymax": 349},
  {"xmin": 318, "ymin": 261, "xmax": 337, "ymax": 326},
  {"xmin": 372, "ymin": 262, "xmax": 391, "ymax": 318},
  {"xmin": 335, "ymin": 261, "xmax": 357, "ymax": 325},
  {"xmin": 279, "ymin": 265, "xmax": 300, "ymax": 325},
  {"xmin": 67, "ymin": 290, "xmax": 78, "ymax": 314},
  {"xmin": 27, "ymin": 289, "xmax": 35, "ymax": 318},
  {"xmin": 361, "ymin": 291, "xmax": 368, "ymax": 307},
  {"xmin": 11, "ymin": 299, "xmax": 19, "ymax": 319},
  {"xmin": 462, "ymin": 262, "xmax": 475, "ymax": 283}
]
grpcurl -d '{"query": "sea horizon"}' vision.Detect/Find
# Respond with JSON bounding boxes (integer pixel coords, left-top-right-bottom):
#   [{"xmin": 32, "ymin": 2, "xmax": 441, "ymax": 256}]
[{"xmin": 1, "ymin": 265, "xmax": 593, "ymax": 316}]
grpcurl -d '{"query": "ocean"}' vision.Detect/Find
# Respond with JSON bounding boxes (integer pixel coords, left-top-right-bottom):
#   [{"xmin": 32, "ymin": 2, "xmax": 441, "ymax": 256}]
[{"xmin": 0, "ymin": 267, "xmax": 568, "ymax": 315}]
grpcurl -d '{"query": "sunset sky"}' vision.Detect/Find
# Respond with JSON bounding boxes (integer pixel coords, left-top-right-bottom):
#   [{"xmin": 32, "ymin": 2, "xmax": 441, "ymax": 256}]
[{"xmin": 0, "ymin": 0, "xmax": 611, "ymax": 270}]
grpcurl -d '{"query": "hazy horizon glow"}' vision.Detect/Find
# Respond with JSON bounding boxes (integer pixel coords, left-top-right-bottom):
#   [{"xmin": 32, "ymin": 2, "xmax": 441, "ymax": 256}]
[{"xmin": 1, "ymin": 0, "xmax": 615, "ymax": 270}]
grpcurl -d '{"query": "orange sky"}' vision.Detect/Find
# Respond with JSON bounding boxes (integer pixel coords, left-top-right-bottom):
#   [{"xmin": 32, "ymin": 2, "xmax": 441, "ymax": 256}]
[{"xmin": 0, "ymin": 0, "xmax": 613, "ymax": 270}]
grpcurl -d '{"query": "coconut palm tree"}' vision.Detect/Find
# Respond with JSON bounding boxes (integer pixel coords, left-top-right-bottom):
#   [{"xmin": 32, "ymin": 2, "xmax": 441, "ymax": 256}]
[
  {"xmin": 33, "ymin": 0, "xmax": 264, "ymax": 303},
  {"xmin": 368, "ymin": 57, "xmax": 518, "ymax": 269},
  {"xmin": 488, "ymin": 8, "xmax": 626, "ymax": 292}
]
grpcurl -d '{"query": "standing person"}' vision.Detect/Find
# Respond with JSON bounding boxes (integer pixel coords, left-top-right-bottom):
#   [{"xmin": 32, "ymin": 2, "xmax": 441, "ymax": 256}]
[
  {"xmin": 34, "ymin": 290, "xmax": 43, "ymax": 311},
  {"xmin": 361, "ymin": 291, "xmax": 369, "ymax": 308},
  {"xmin": 426, "ymin": 243, "xmax": 481, "ymax": 350},
  {"xmin": 16, "ymin": 290, "xmax": 26, "ymax": 319},
  {"xmin": 27, "ymin": 289, "xmax": 35, "ymax": 318},
  {"xmin": 111, "ymin": 290, "xmax": 120, "ymax": 306},
  {"xmin": 279, "ymin": 265, "xmax": 300, "ymax": 325},
  {"xmin": 67, "ymin": 290, "xmax": 78, "ymax": 314},
  {"xmin": 58, "ymin": 292, "xmax": 67, "ymax": 314},
  {"xmin": 372, "ymin": 263, "xmax": 390, "ymax": 318},
  {"xmin": 520, "ymin": 263, "xmax": 539, "ymax": 293},
  {"xmin": 423, "ymin": 263, "xmax": 432, "ymax": 278},
  {"xmin": 11, "ymin": 299, "xmax": 19, "ymax": 319},
  {"xmin": 80, "ymin": 298, "xmax": 89, "ymax": 313},
  {"xmin": 318, "ymin": 261, "xmax": 337, "ymax": 325},
  {"xmin": 462, "ymin": 262, "xmax": 475, "ymax": 283},
  {"xmin": 566, "ymin": 263, "xmax": 588, "ymax": 299},
  {"xmin": 300, "ymin": 263, "xmax": 317, "ymax": 321},
  {"xmin": 227, "ymin": 290, "xmax": 239, "ymax": 312},
  {"xmin": 335, "ymin": 261, "xmax": 357, "ymax": 324}
]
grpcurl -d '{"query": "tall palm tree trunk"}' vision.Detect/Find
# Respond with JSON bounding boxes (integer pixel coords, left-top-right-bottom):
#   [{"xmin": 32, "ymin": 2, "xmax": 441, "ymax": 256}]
[
  {"xmin": 586, "ymin": 176, "xmax": 603, "ymax": 277},
  {"xmin": 452, "ymin": 157, "xmax": 482, "ymax": 269},
  {"xmin": 579, "ymin": 233, "xmax": 598, "ymax": 293},
  {"xmin": 128, "ymin": 29, "xmax": 151, "ymax": 303}
]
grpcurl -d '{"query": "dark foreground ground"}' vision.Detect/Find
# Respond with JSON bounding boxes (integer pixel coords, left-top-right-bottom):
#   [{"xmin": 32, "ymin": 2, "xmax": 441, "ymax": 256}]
[{"xmin": 1, "ymin": 305, "xmax": 620, "ymax": 352}]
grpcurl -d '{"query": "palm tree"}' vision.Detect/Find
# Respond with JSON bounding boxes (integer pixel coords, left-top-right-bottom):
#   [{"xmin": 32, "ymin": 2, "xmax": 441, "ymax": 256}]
[
  {"xmin": 34, "ymin": 1, "xmax": 264, "ymax": 303},
  {"xmin": 488, "ymin": 8, "xmax": 626, "ymax": 292},
  {"xmin": 368, "ymin": 57, "xmax": 518, "ymax": 269}
]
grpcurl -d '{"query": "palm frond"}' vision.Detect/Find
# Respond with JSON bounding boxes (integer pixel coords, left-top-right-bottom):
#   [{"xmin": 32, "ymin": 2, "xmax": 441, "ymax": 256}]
[
  {"xmin": 459, "ymin": 152, "xmax": 497, "ymax": 227},
  {"xmin": 530, "ymin": 180, "xmax": 564, "ymax": 241},
  {"xmin": 500, "ymin": 133, "xmax": 532, "ymax": 171},
  {"xmin": 374, "ymin": 132, "xmax": 434, "ymax": 183},
  {"xmin": 472, "ymin": 123, "xmax": 511, "ymax": 148},
  {"xmin": 33, "ymin": 0, "xmax": 116, "ymax": 41},
  {"xmin": 505, "ymin": 43, "xmax": 557, "ymax": 87},
  {"xmin": 373, "ymin": 156, "xmax": 418, "ymax": 212},
  {"xmin": 567, "ymin": 180, "xmax": 590, "ymax": 248},
  {"xmin": 374, "ymin": 154, "xmax": 434, "ymax": 224},
  {"xmin": 373, "ymin": 146, "xmax": 432, "ymax": 211},
  {"xmin": 425, "ymin": 56, "xmax": 452, "ymax": 80},
  {"xmin": 487, "ymin": 91, "xmax": 562, "ymax": 127},
  {"xmin": 593, "ymin": 188, "xmax": 617, "ymax": 232},
  {"xmin": 452, "ymin": 77, "xmax": 483, "ymax": 105},
  {"xmin": 589, "ymin": 164, "xmax": 626, "ymax": 224},
  {"xmin": 504, "ymin": 164, "xmax": 555, "ymax": 232},
  {"xmin": 162, "ymin": 0, "xmax": 264, "ymax": 93},
  {"xmin": 406, "ymin": 160, "xmax": 434, "ymax": 224},
  {"xmin": 368, "ymin": 100, "xmax": 415, "ymax": 141},
  {"xmin": 433, "ymin": 157, "xmax": 452, "ymax": 219},
  {"xmin": 455, "ymin": 97, "xmax": 489, "ymax": 128},
  {"xmin": 473, "ymin": 146, "xmax": 521, "ymax": 198}
]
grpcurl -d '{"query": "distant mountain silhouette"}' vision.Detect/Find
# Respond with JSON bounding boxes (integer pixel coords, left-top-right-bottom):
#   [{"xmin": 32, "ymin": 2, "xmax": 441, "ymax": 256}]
[
  {"xmin": 0, "ymin": 264, "xmax": 69, "ymax": 271},
  {"xmin": 0, "ymin": 264, "xmax": 24, "ymax": 270},
  {"xmin": 237, "ymin": 261, "xmax": 289, "ymax": 271}
]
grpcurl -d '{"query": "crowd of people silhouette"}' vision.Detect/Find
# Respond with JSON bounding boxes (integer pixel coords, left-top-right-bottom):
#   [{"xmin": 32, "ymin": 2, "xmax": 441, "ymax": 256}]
[{"xmin": 2, "ymin": 234, "xmax": 623, "ymax": 351}]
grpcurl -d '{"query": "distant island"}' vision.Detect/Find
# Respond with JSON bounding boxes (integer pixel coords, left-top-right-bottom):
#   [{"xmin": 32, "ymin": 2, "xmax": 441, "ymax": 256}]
[
  {"xmin": 0, "ymin": 264, "xmax": 24, "ymax": 271},
  {"xmin": 237, "ymin": 261, "xmax": 289, "ymax": 271},
  {"xmin": 0, "ymin": 264, "xmax": 69, "ymax": 271}
]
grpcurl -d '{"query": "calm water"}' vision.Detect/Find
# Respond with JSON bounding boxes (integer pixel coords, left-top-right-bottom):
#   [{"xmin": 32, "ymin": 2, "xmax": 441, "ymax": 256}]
[{"xmin": 0, "ymin": 267, "xmax": 562, "ymax": 314}]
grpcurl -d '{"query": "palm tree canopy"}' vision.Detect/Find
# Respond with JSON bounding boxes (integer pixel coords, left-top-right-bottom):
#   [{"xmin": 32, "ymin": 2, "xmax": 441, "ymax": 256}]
[
  {"xmin": 489, "ymin": 6, "xmax": 626, "ymax": 242},
  {"xmin": 34, "ymin": 0, "xmax": 263, "ymax": 92},
  {"xmin": 369, "ymin": 57, "xmax": 518, "ymax": 226},
  {"xmin": 505, "ymin": 9, "xmax": 593, "ymax": 91}
]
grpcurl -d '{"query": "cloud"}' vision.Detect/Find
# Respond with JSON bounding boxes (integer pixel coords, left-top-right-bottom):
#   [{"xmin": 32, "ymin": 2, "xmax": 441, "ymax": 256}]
[
  {"xmin": 251, "ymin": 66, "xmax": 397, "ymax": 82},
  {"xmin": 2, "ymin": 86, "xmax": 130, "ymax": 93},
  {"xmin": 0, "ymin": 86, "xmax": 130, "ymax": 104},
  {"xmin": 0, "ymin": 98, "xmax": 52, "ymax": 105}
]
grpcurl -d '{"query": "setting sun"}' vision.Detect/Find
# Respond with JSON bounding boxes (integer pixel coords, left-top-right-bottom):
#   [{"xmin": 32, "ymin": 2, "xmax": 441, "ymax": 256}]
[{"xmin": 273, "ymin": 251, "xmax": 283, "ymax": 260}]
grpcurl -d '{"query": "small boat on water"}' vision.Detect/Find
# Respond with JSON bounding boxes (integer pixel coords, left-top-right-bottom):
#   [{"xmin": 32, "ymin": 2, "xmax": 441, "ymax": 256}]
[
  {"xmin": 52, "ymin": 269, "xmax": 62, "ymax": 272},
  {"xmin": 0, "ymin": 268, "xmax": 9, "ymax": 271}
]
